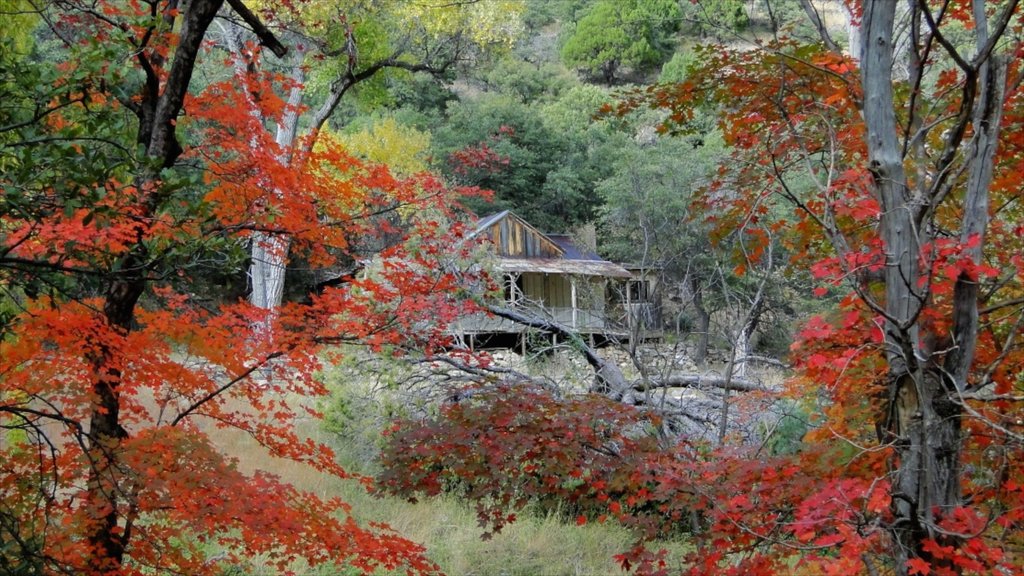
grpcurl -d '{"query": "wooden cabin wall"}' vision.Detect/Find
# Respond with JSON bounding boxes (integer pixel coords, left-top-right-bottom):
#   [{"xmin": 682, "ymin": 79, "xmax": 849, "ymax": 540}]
[
  {"xmin": 489, "ymin": 218, "xmax": 561, "ymax": 258},
  {"xmin": 518, "ymin": 274, "xmax": 608, "ymax": 312},
  {"xmin": 547, "ymin": 275, "xmax": 570, "ymax": 308},
  {"xmin": 583, "ymin": 279, "xmax": 607, "ymax": 313},
  {"xmin": 520, "ymin": 273, "xmax": 552, "ymax": 305}
]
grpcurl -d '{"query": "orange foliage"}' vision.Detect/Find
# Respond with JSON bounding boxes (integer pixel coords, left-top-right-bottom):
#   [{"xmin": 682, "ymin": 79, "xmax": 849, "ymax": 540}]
[{"xmin": 0, "ymin": 0, "xmax": 480, "ymax": 573}]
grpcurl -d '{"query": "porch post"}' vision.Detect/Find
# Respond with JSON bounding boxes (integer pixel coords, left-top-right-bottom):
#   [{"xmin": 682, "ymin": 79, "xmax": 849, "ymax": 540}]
[
  {"xmin": 570, "ymin": 277, "xmax": 578, "ymax": 329},
  {"xmin": 625, "ymin": 278, "xmax": 632, "ymax": 329}
]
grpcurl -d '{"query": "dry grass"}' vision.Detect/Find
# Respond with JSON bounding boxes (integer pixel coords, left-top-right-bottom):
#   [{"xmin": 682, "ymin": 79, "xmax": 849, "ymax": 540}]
[{"xmin": 197, "ymin": 387, "xmax": 674, "ymax": 576}]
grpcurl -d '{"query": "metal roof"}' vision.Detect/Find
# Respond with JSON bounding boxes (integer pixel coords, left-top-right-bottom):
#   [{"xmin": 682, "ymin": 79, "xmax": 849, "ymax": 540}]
[
  {"xmin": 547, "ymin": 234, "xmax": 602, "ymax": 261},
  {"xmin": 498, "ymin": 258, "xmax": 632, "ymax": 278},
  {"xmin": 470, "ymin": 210, "xmax": 513, "ymax": 238}
]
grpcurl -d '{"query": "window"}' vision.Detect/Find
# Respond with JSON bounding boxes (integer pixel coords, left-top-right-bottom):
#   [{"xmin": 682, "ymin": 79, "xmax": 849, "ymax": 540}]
[{"xmin": 628, "ymin": 280, "xmax": 649, "ymax": 302}]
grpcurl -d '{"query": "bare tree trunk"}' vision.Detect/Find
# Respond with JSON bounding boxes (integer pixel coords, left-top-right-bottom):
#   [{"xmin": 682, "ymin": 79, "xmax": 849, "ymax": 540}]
[
  {"xmin": 845, "ymin": 4, "xmax": 861, "ymax": 62},
  {"xmin": 716, "ymin": 267, "xmax": 766, "ymax": 445},
  {"xmin": 715, "ymin": 348, "xmax": 737, "ymax": 446},
  {"xmin": 249, "ymin": 233, "xmax": 292, "ymax": 310},
  {"xmin": 247, "ymin": 54, "xmax": 304, "ymax": 311},
  {"xmin": 859, "ymin": 0, "xmax": 1008, "ymax": 571},
  {"xmin": 862, "ymin": 3, "xmax": 934, "ymax": 571},
  {"xmin": 690, "ymin": 275, "xmax": 710, "ymax": 366}
]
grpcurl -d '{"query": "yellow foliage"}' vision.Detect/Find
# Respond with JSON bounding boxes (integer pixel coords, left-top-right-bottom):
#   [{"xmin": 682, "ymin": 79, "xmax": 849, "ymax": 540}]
[
  {"xmin": 339, "ymin": 118, "xmax": 431, "ymax": 177},
  {"xmin": 251, "ymin": 0, "xmax": 524, "ymax": 52},
  {"xmin": 396, "ymin": 0, "xmax": 525, "ymax": 48},
  {"xmin": 311, "ymin": 122, "xmax": 432, "ymax": 219},
  {"xmin": 0, "ymin": 0, "xmax": 38, "ymax": 53}
]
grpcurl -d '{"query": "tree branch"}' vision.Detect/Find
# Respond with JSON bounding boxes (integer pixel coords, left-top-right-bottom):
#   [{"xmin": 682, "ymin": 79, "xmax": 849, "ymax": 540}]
[
  {"xmin": 796, "ymin": 0, "xmax": 840, "ymax": 53},
  {"xmin": 171, "ymin": 352, "xmax": 283, "ymax": 426},
  {"xmin": 224, "ymin": 0, "xmax": 287, "ymax": 58}
]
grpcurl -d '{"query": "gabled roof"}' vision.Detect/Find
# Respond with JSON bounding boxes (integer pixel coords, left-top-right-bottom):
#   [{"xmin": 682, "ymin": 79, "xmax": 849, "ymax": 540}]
[
  {"xmin": 471, "ymin": 210, "xmax": 513, "ymax": 237},
  {"xmin": 471, "ymin": 211, "xmax": 631, "ymax": 278}
]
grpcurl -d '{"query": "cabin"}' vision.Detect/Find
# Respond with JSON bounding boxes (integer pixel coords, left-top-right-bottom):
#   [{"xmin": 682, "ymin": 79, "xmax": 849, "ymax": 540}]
[{"xmin": 452, "ymin": 211, "xmax": 661, "ymax": 350}]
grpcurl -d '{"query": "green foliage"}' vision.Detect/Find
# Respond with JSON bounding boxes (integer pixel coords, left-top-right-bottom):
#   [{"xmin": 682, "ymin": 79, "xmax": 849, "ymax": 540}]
[
  {"xmin": 679, "ymin": 0, "xmax": 749, "ymax": 38},
  {"xmin": 745, "ymin": 0, "xmax": 820, "ymax": 41},
  {"xmin": 658, "ymin": 51, "xmax": 697, "ymax": 84},
  {"xmin": 522, "ymin": 0, "xmax": 590, "ymax": 28},
  {"xmin": 481, "ymin": 58, "xmax": 572, "ymax": 103},
  {"xmin": 0, "ymin": 530, "xmax": 43, "ymax": 576},
  {"xmin": 385, "ymin": 72, "xmax": 457, "ymax": 126},
  {"xmin": 596, "ymin": 129, "xmax": 724, "ymax": 272},
  {"xmin": 0, "ymin": 0, "xmax": 39, "ymax": 54},
  {"xmin": 318, "ymin": 352, "xmax": 424, "ymax": 472},
  {"xmin": 433, "ymin": 92, "xmax": 623, "ymax": 231},
  {"xmin": 760, "ymin": 400, "xmax": 809, "ymax": 456},
  {"xmin": 560, "ymin": 0, "xmax": 681, "ymax": 84}
]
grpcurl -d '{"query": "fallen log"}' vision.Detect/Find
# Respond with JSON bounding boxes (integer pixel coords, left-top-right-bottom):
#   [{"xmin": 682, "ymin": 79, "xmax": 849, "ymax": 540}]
[{"xmin": 641, "ymin": 374, "xmax": 766, "ymax": 393}]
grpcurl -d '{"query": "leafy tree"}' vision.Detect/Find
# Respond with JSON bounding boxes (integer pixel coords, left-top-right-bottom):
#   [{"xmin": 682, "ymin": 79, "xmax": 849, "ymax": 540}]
[
  {"xmin": 379, "ymin": 381, "xmax": 892, "ymax": 574},
  {"xmin": 614, "ymin": 0, "xmax": 1024, "ymax": 573},
  {"xmin": 218, "ymin": 0, "xmax": 525, "ymax": 311},
  {"xmin": 597, "ymin": 133, "xmax": 717, "ymax": 357},
  {"xmin": 657, "ymin": 51, "xmax": 697, "ymax": 84},
  {"xmin": 480, "ymin": 57, "xmax": 572, "ymax": 104},
  {"xmin": 385, "ymin": 71, "xmax": 458, "ymax": 126},
  {"xmin": 560, "ymin": 0, "xmax": 682, "ymax": 84},
  {"xmin": 0, "ymin": 0, "xmax": 479, "ymax": 573},
  {"xmin": 678, "ymin": 0, "xmax": 749, "ymax": 38},
  {"xmin": 337, "ymin": 116, "xmax": 432, "ymax": 176},
  {"xmin": 382, "ymin": 1, "xmax": 1024, "ymax": 575},
  {"xmin": 434, "ymin": 91, "xmax": 623, "ymax": 231}
]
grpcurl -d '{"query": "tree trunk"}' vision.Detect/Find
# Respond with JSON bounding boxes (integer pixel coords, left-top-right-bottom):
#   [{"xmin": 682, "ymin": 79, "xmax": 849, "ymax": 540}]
[
  {"xmin": 885, "ymin": 366, "xmax": 964, "ymax": 573},
  {"xmin": 247, "ymin": 55, "xmax": 304, "ymax": 311},
  {"xmin": 844, "ymin": 4, "xmax": 861, "ymax": 61},
  {"xmin": 690, "ymin": 275, "xmax": 710, "ymax": 366},
  {"xmin": 858, "ymin": 0, "xmax": 1008, "ymax": 572},
  {"xmin": 249, "ymin": 233, "xmax": 291, "ymax": 310},
  {"xmin": 862, "ymin": 3, "xmax": 933, "ymax": 571},
  {"xmin": 81, "ymin": 0, "xmax": 228, "ymax": 569}
]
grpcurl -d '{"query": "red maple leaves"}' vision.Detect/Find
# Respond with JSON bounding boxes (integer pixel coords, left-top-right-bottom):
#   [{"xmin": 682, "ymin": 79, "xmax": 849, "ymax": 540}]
[{"xmin": 0, "ymin": 0, "xmax": 480, "ymax": 573}]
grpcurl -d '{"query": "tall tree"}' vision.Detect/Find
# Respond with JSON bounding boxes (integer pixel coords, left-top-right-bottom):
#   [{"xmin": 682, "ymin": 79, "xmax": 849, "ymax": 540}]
[
  {"xmin": 616, "ymin": 0, "xmax": 1024, "ymax": 572},
  {"xmin": 0, "ymin": 0, "xmax": 475, "ymax": 572},
  {"xmin": 221, "ymin": 0, "xmax": 524, "ymax": 312},
  {"xmin": 560, "ymin": 0, "xmax": 681, "ymax": 84},
  {"xmin": 435, "ymin": 87, "xmax": 625, "ymax": 232}
]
